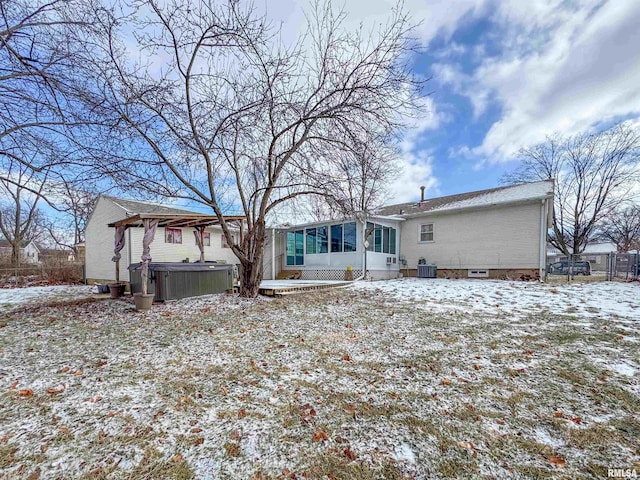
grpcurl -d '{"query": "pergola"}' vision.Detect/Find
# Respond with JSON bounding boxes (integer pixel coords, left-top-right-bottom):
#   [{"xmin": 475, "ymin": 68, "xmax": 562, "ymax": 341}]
[{"xmin": 107, "ymin": 213, "xmax": 245, "ymax": 294}]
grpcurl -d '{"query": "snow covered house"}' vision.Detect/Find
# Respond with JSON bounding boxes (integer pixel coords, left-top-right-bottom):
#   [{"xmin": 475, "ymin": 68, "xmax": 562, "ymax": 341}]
[
  {"xmin": 85, "ymin": 196, "xmax": 241, "ymax": 284},
  {"xmin": 272, "ymin": 180, "xmax": 554, "ymax": 280}
]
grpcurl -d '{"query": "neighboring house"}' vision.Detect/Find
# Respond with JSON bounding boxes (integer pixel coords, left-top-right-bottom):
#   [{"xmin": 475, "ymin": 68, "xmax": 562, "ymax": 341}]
[
  {"xmin": 0, "ymin": 239, "xmax": 41, "ymax": 264},
  {"xmin": 85, "ymin": 196, "xmax": 240, "ymax": 283},
  {"xmin": 275, "ymin": 180, "xmax": 554, "ymax": 280}
]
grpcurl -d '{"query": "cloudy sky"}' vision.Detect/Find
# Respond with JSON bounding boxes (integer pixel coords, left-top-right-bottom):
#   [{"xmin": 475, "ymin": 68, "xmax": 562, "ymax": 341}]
[{"xmin": 266, "ymin": 0, "xmax": 640, "ymax": 203}]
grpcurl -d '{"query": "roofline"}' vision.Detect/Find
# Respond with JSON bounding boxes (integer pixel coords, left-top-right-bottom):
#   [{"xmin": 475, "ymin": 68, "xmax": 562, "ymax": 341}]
[
  {"xmin": 271, "ymin": 214, "xmax": 404, "ymax": 231},
  {"xmin": 379, "ymin": 179, "xmax": 555, "ymax": 213},
  {"xmin": 398, "ymin": 194, "xmax": 554, "ymax": 219}
]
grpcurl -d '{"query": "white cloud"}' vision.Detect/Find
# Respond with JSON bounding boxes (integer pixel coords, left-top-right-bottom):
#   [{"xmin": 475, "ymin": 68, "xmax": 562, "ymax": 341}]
[{"xmin": 448, "ymin": 0, "xmax": 640, "ymax": 161}]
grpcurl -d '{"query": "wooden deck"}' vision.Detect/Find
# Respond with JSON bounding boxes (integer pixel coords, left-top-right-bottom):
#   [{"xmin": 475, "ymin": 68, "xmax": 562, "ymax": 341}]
[{"xmin": 258, "ymin": 280, "xmax": 352, "ymax": 297}]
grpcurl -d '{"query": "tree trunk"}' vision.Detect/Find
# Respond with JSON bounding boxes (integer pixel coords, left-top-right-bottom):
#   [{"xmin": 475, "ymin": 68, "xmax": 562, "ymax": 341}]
[
  {"xmin": 11, "ymin": 242, "xmax": 20, "ymax": 267},
  {"xmin": 239, "ymin": 235, "xmax": 266, "ymax": 298}
]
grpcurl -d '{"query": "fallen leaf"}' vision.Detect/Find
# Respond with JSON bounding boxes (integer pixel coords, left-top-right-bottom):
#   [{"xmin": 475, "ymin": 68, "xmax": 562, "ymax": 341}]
[
  {"xmin": 342, "ymin": 354, "xmax": 351, "ymax": 361},
  {"xmin": 549, "ymin": 455, "xmax": 566, "ymax": 468},
  {"xmin": 18, "ymin": 389, "xmax": 33, "ymax": 397},
  {"xmin": 85, "ymin": 396, "xmax": 102, "ymax": 403},
  {"xmin": 230, "ymin": 430, "xmax": 241, "ymax": 441},
  {"xmin": 238, "ymin": 409, "xmax": 247, "ymax": 419},
  {"xmin": 344, "ymin": 448, "xmax": 356, "ymax": 460},
  {"xmin": 473, "ymin": 364, "xmax": 481, "ymax": 370},
  {"xmin": 71, "ymin": 370, "xmax": 83, "ymax": 376},
  {"xmin": 554, "ymin": 411, "xmax": 564, "ymax": 418},
  {"xmin": 10, "ymin": 380, "xmax": 19, "ymax": 389},
  {"xmin": 26, "ymin": 467, "xmax": 40, "ymax": 480},
  {"xmin": 172, "ymin": 454, "xmax": 183, "ymax": 462},
  {"xmin": 570, "ymin": 416, "xmax": 582, "ymax": 425},
  {"xmin": 193, "ymin": 437, "xmax": 204, "ymax": 446},
  {"xmin": 221, "ymin": 386, "xmax": 229, "ymax": 394},
  {"xmin": 59, "ymin": 367, "xmax": 70, "ymax": 373},
  {"xmin": 191, "ymin": 428, "xmax": 203, "ymax": 434},
  {"xmin": 47, "ymin": 386, "xmax": 65, "ymax": 395},
  {"xmin": 153, "ymin": 410, "xmax": 164, "ymax": 420},
  {"xmin": 312, "ymin": 429, "xmax": 329, "ymax": 442},
  {"xmin": 441, "ymin": 378, "xmax": 451, "ymax": 386}
]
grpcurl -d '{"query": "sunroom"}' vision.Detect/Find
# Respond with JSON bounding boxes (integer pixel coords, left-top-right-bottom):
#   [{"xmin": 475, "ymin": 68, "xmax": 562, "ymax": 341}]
[{"xmin": 279, "ymin": 217, "xmax": 403, "ymax": 280}]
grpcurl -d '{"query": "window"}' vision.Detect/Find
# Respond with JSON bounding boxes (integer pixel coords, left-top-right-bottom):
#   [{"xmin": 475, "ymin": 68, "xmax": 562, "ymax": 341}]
[
  {"xmin": 306, "ymin": 228, "xmax": 317, "ymax": 254},
  {"xmin": 221, "ymin": 234, "xmax": 234, "ymax": 248},
  {"xmin": 195, "ymin": 232, "xmax": 211, "ymax": 246},
  {"xmin": 317, "ymin": 226, "xmax": 328, "ymax": 253},
  {"xmin": 165, "ymin": 228, "xmax": 182, "ymax": 244},
  {"xmin": 366, "ymin": 222, "xmax": 375, "ymax": 251},
  {"xmin": 343, "ymin": 222, "xmax": 357, "ymax": 252},
  {"xmin": 331, "ymin": 224, "xmax": 343, "ymax": 253},
  {"xmin": 286, "ymin": 230, "xmax": 304, "ymax": 265},
  {"xmin": 390, "ymin": 228, "xmax": 396, "ymax": 255},
  {"xmin": 383, "ymin": 227, "xmax": 390, "ymax": 253},
  {"xmin": 420, "ymin": 224, "xmax": 434, "ymax": 242},
  {"xmin": 374, "ymin": 225, "xmax": 382, "ymax": 252}
]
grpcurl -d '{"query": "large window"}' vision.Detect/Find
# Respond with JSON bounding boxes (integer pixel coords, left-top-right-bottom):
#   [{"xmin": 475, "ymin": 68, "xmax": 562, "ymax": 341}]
[
  {"xmin": 286, "ymin": 230, "xmax": 304, "ymax": 265},
  {"xmin": 306, "ymin": 228, "xmax": 317, "ymax": 254},
  {"xmin": 317, "ymin": 226, "xmax": 328, "ymax": 253},
  {"xmin": 390, "ymin": 228, "xmax": 396, "ymax": 255},
  {"xmin": 366, "ymin": 223, "xmax": 397, "ymax": 254},
  {"xmin": 420, "ymin": 224, "xmax": 434, "ymax": 242},
  {"xmin": 331, "ymin": 224, "xmax": 343, "ymax": 253},
  {"xmin": 165, "ymin": 228, "xmax": 182, "ymax": 244},
  {"xmin": 343, "ymin": 222, "xmax": 357, "ymax": 252}
]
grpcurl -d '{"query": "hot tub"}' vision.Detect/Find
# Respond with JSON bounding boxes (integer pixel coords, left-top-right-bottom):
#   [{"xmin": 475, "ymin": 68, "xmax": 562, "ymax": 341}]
[{"xmin": 128, "ymin": 262, "xmax": 234, "ymax": 301}]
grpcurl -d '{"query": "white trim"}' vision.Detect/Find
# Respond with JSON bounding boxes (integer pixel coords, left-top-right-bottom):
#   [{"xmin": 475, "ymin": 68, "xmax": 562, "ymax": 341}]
[{"xmin": 418, "ymin": 223, "xmax": 435, "ymax": 243}]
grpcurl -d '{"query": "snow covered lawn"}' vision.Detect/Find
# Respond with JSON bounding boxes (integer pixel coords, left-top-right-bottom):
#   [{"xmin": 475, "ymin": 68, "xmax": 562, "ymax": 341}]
[
  {"xmin": 0, "ymin": 285, "xmax": 94, "ymax": 312},
  {"xmin": 0, "ymin": 279, "xmax": 638, "ymax": 479}
]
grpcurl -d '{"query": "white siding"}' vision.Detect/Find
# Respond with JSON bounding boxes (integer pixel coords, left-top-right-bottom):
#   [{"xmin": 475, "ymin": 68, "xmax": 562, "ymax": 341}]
[
  {"xmin": 400, "ymin": 202, "xmax": 543, "ymax": 269},
  {"xmin": 86, "ymin": 197, "xmax": 240, "ymax": 282},
  {"xmin": 85, "ymin": 197, "xmax": 130, "ymax": 281},
  {"xmin": 129, "ymin": 226, "xmax": 239, "ymax": 266}
]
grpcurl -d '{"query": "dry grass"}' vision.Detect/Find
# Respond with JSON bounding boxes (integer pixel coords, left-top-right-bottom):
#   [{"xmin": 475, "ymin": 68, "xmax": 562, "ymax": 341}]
[{"xmin": 0, "ymin": 283, "xmax": 638, "ymax": 479}]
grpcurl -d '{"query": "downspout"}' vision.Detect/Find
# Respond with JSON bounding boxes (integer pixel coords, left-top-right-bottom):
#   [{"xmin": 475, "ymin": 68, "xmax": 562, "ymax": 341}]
[
  {"xmin": 354, "ymin": 219, "xmax": 366, "ymax": 281},
  {"xmin": 271, "ymin": 228, "xmax": 276, "ymax": 280},
  {"xmin": 127, "ymin": 227, "xmax": 132, "ymax": 283},
  {"xmin": 539, "ymin": 198, "xmax": 547, "ymax": 282}
]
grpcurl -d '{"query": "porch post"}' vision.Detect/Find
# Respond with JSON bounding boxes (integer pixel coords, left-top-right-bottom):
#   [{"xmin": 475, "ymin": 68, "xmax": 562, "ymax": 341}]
[
  {"xmin": 193, "ymin": 226, "xmax": 205, "ymax": 262},
  {"xmin": 112, "ymin": 225, "xmax": 126, "ymax": 283},
  {"xmin": 141, "ymin": 219, "xmax": 159, "ymax": 295}
]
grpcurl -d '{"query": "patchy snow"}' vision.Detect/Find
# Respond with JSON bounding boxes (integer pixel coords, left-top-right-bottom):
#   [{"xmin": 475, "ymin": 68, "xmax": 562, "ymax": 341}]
[
  {"xmin": 353, "ymin": 278, "xmax": 640, "ymax": 321},
  {"xmin": 0, "ymin": 279, "xmax": 638, "ymax": 479},
  {"xmin": 0, "ymin": 284, "xmax": 93, "ymax": 310},
  {"xmin": 431, "ymin": 180, "xmax": 552, "ymax": 213},
  {"xmin": 609, "ymin": 362, "xmax": 637, "ymax": 377}
]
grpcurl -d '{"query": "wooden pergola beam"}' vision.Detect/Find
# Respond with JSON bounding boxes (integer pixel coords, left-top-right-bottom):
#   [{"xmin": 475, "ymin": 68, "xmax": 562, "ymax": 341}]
[{"xmin": 108, "ymin": 214, "xmax": 245, "ymax": 229}]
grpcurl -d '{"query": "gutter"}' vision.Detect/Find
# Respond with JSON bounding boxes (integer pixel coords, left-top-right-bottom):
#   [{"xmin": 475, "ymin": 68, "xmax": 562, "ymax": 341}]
[{"xmin": 539, "ymin": 198, "xmax": 548, "ymax": 282}]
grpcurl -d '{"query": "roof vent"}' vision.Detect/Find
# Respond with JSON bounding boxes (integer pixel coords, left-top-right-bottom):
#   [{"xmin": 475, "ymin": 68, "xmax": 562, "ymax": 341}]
[{"xmin": 420, "ymin": 186, "xmax": 425, "ymax": 202}]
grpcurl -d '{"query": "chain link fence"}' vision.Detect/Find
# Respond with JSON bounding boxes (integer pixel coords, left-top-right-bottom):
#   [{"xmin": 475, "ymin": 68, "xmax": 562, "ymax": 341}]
[{"xmin": 546, "ymin": 252, "xmax": 639, "ymax": 282}]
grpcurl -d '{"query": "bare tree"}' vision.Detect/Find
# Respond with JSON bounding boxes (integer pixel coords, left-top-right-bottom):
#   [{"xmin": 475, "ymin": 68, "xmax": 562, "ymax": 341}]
[
  {"xmin": 42, "ymin": 176, "xmax": 98, "ymax": 254},
  {"xmin": 599, "ymin": 204, "xmax": 640, "ymax": 253},
  {"xmin": 86, "ymin": 0, "xmax": 423, "ymax": 297},
  {"xmin": 0, "ymin": 157, "xmax": 48, "ymax": 266},
  {"xmin": 504, "ymin": 123, "xmax": 640, "ymax": 255}
]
